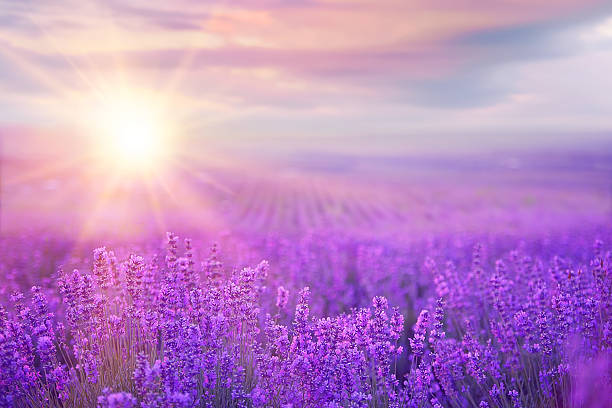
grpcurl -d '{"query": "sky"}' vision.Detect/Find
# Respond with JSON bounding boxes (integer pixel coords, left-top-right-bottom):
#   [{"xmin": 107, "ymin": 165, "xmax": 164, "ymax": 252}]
[{"xmin": 1, "ymin": 0, "xmax": 612, "ymax": 157}]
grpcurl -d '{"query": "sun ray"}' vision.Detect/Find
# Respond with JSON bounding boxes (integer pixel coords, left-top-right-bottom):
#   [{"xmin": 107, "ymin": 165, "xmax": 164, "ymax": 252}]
[
  {"xmin": 0, "ymin": 46, "xmax": 77, "ymax": 100},
  {"xmin": 168, "ymin": 154, "xmax": 236, "ymax": 196},
  {"xmin": 24, "ymin": 13, "xmax": 107, "ymax": 99},
  {"xmin": 72, "ymin": 166, "xmax": 123, "ymax": 245},
  {"xmin": 3, "ymin": 155, "xmax": 88, "ymax": 187},
  {"xmin": 142, "ymin": 172, "xmax": 169, "ymax": 236}
]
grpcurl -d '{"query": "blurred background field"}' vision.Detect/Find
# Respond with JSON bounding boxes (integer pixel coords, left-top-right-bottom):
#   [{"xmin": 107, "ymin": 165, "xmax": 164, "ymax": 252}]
[{"xmin": 2, "ymin": 147, "xmax": 610, "ymax": 241}]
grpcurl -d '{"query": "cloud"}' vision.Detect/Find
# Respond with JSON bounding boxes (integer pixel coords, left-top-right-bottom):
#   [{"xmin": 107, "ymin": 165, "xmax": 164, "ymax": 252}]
[
  {"xmin": 0, "ymin": 0, "xmax": 612, "ymax": 153},
  {"xmin": 398, "ymin": 69, "xmax": 508, "ymax": 108},
  {"xmin": 389, "ymin": 4, "xmax": 612, "ymax": 108},
  {"xmin": 103, "ymin": 2, "xmax": 210, "ymax": 31}
]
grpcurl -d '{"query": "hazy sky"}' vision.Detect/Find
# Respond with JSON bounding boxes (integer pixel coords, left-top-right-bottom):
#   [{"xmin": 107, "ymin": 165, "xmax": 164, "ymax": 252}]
[{"xmin": 1, "ymin": 0, "xmax": 611, "ymax": 156}]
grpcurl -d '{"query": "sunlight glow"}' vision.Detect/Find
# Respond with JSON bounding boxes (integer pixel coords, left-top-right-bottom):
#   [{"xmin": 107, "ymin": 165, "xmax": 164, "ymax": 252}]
[
  {"xmin": 105, "ymin": 105, "xmax": 160, "ymax": 161},
  {"xmin": 91, "ymin": 90, "xmax": 171, "ymax": 172}
]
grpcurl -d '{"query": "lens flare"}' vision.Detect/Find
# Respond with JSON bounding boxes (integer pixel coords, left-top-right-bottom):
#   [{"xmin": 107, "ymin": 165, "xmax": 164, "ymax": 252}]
[
  {"xmin": 90, "ymin": 90, "xmax": 171, "ymax": 172},
  {"xmin": 105, "ymin": 105, "xmax": 160, "ymax": 162}
]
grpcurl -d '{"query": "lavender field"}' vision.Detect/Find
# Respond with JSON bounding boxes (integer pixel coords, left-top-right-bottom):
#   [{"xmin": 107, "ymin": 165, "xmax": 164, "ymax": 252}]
[
  {"xmin": 2, "ymin": 1, "xmax": 612, "ymax": 407},
  {"xmin": 1, "ymin": 151, "xmax": 611, "ymax": 408}
]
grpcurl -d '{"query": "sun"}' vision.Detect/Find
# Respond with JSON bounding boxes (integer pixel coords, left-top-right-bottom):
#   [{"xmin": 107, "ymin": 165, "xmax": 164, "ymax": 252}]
[
  {"xmin": 90, "ymin": 89, "xmax": 172, "ymax": 172},
  {"xmin": 104, "ymin": 102, "xmax": 161, "ymax": 162}
]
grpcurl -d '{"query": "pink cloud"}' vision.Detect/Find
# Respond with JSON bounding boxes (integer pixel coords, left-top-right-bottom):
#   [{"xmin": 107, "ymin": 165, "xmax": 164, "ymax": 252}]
[{"xmin": 1, "ymin": 0, "xmax": 611, "ymax": 142}]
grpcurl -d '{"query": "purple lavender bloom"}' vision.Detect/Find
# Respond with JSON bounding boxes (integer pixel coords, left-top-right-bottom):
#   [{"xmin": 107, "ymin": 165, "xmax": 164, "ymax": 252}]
[
  {"xmin": 98, "ymin": 388, "xmax": 137, "ymax": 408},
  {"xmin": 409, "ymin": 309, "xmax": 429, "ymax": 356},
  {"xmin": 276, "ymin": 285, "xmax": 289, "ymax": 310},
  {"xmin": 2, "ymin": 231, "xmax": 611, "ymax": 407}
]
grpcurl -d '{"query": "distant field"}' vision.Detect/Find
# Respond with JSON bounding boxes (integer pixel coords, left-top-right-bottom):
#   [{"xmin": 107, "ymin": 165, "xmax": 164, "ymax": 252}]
[
  {"xmin": 1, "ymin": 150, "xmax": 610, "ymax": 240},
  {"xmin": 1, "ymin": 149, "xmax": 611, "ymax": 407}
]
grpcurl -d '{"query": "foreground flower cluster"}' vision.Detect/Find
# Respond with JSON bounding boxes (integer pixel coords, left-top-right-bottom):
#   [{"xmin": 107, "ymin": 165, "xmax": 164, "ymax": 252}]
[{"xmin": 0, "ymin": 233, "xmax": 610, "ymax": 407}]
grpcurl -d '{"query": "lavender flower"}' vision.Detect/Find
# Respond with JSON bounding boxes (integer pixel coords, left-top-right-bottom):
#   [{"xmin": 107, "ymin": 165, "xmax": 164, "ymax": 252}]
[
  {"xmin": 276, "ymin": 286, "xmax": 289, "ymax": 310},
  {"xmin": 409, "ymin": 309, "xmax": 430, "ymax": 356}
]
